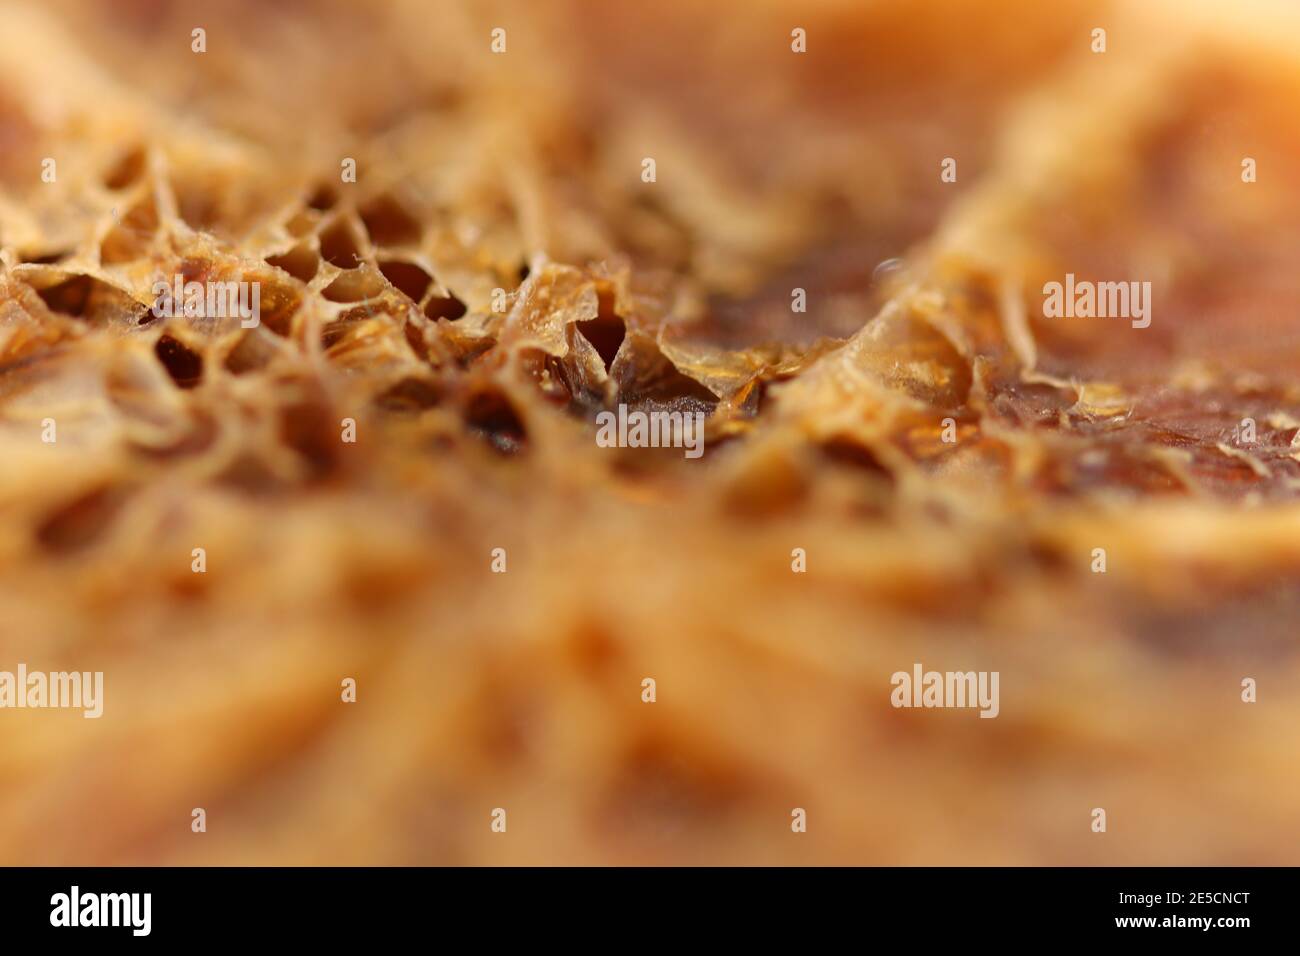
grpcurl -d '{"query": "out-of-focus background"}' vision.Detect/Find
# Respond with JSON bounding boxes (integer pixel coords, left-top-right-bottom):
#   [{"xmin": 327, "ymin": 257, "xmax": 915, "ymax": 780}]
[{"xmin": 2, "ymin": 0, "xmax": 1300, "ymax": 864}]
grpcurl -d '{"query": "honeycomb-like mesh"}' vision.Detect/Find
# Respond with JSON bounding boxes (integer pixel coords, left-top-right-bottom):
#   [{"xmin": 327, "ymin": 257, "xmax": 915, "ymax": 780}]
[{"xmin": 3, "ymin": 0, "xmax": 1300, "ymax": 864}]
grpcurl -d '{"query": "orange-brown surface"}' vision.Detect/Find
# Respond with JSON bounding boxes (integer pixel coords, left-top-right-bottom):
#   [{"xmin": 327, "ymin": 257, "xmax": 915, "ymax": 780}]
[{"xmin": 2, "ymin": 0, "xmax": 1299, "ymax": 864}]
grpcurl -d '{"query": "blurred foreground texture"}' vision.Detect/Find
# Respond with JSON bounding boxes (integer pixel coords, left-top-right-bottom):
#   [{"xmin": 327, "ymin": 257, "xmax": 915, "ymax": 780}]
[{"xmin": 3, "ymin": 0, "xmax": 1300, "ymax": 863}]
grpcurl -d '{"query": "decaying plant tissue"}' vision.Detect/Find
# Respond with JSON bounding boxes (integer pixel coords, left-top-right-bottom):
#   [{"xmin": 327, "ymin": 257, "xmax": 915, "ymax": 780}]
[{"xmin": 2, "ymin": 0, "xmax": 1300, "ymax": 865}]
